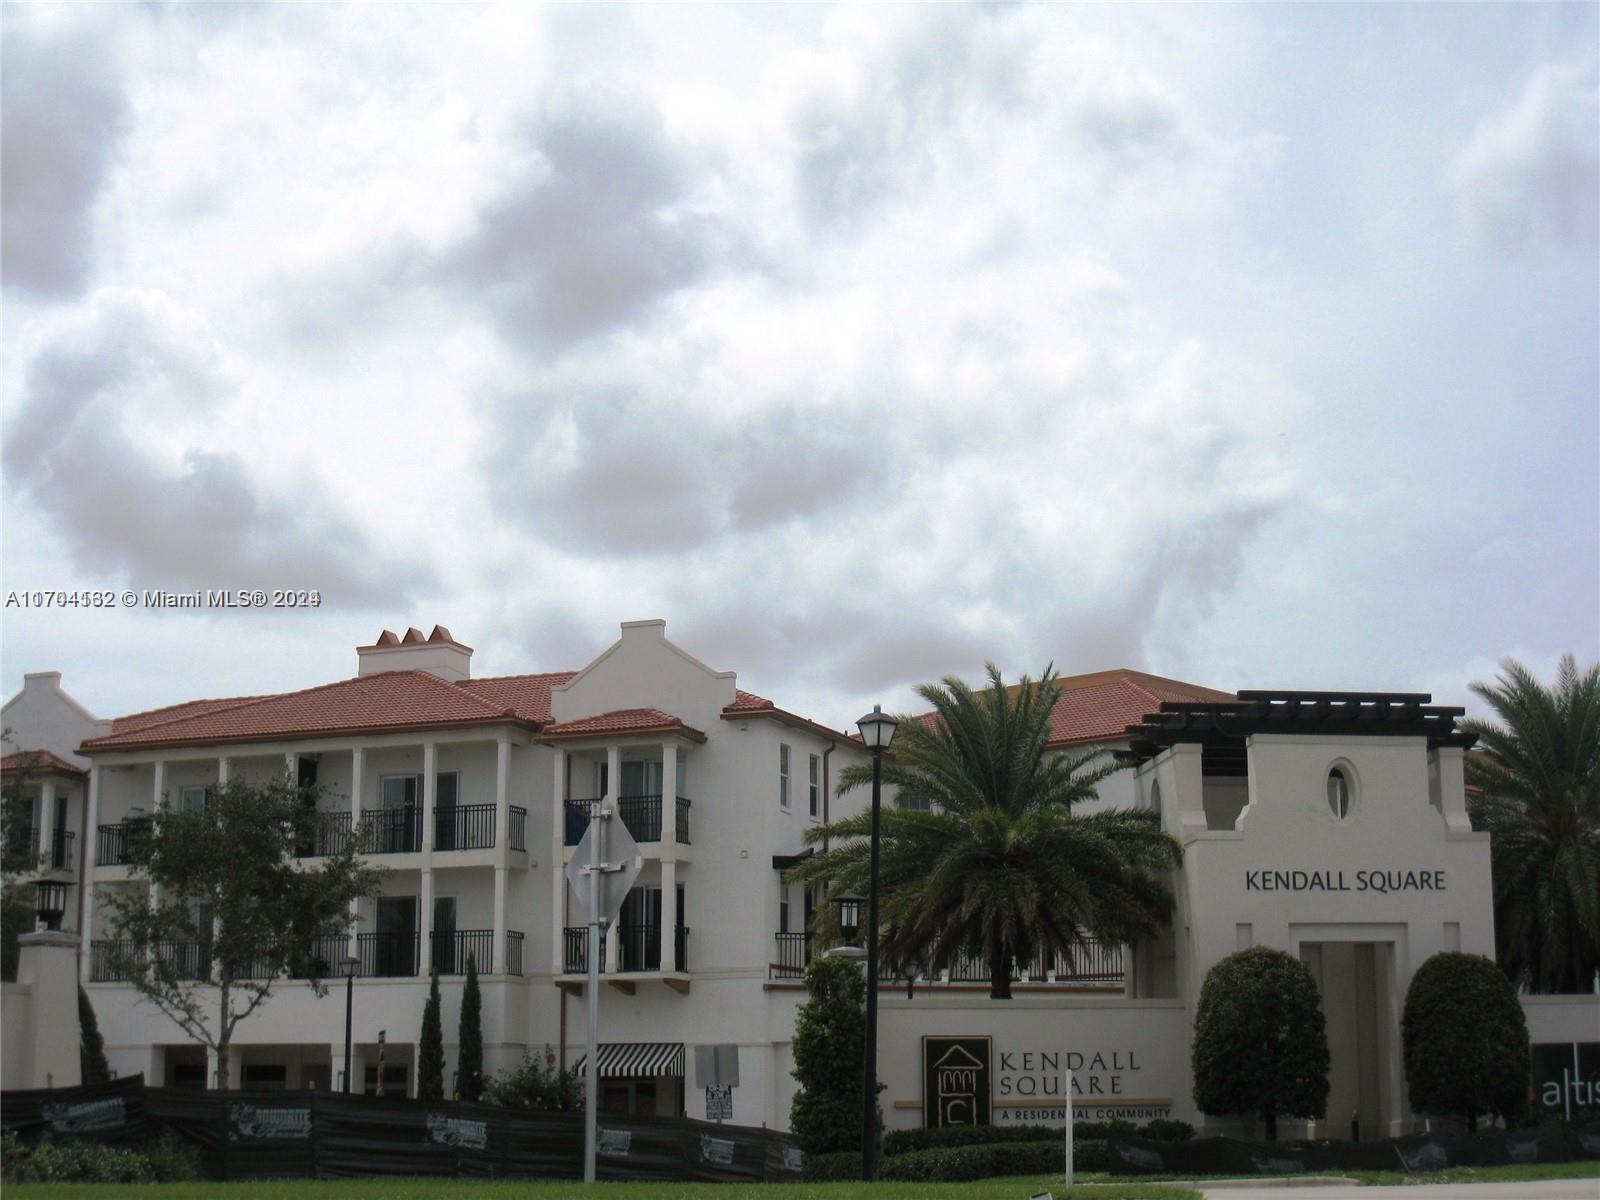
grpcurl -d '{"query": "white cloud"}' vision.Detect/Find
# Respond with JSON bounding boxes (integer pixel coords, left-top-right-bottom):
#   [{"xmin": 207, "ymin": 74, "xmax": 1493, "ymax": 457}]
[{"xmin": 1451, "ymin": 59, "xmax": 1600, "ymax": 252}]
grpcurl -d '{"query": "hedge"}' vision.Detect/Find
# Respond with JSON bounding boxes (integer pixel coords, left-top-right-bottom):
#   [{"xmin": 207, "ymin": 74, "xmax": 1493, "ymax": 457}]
[
  {"xmin": 880, "ymin": 1139, "xmax": 1111, "ymax": 1182},
  {"xmin": 0, "ymin": 1131, "xmax": 200, "ymax": 1184},
  {"xmin": 881, "ymin": 1118, "xmax": 1193, "ymax": 1157}
]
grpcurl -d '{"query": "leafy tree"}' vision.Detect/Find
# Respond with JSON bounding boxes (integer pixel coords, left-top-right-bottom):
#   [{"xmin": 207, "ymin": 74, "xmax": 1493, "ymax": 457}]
[
  {"xmin": 789, "ymin": 954, "xmax": 877, "ymax": 1154},
  {"xmin": 483, "ymin": 1047, "xmax": 582, "ymax": 1111},
  {"xmin": 101, "ymin": 775, "xmax": 384, "ymax": 1088},
  {"xmin": 418, "ymin": 970, "xmax": 445, "ymax": 1101},
  {"xmin": 1402, "ymin": 951, "xmax": 1529, "ymax": 1131},
  {"xmin": 1463, "ymin": 654, "xmax": 1600, "ymax": 994},
  {"xmin": 792, "ymin": 665, "xmax": 1182, "ymax": 999},
  {"xmin": 1192, "ymin": 947, "xmax": 1330, "ymax": 1141},
  {"xmin": 2, "ymin": 748, "xmax": 45, "ymax": 982},
  {"xmin": 457, "ymin": 952, "xmax": 483, "ymax": 1101},
  {"xmin": 79, "ymin": 984, "xmax": 111, "ymax": 1084}
]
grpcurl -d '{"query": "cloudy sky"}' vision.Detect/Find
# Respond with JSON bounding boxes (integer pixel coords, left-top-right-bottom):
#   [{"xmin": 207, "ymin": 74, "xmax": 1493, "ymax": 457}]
[{"xmin": 2, "ymin": 2, "xmax": 1596, "ymax": 732}]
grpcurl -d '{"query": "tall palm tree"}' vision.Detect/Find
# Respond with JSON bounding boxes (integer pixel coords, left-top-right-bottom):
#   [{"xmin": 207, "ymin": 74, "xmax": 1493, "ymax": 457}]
[
  {"xmin": 1463, "ymin": 654, "xmax": 1600, "ymax": 994},
  {"xmin": 791, "ymin": 665, "xmax": 1182, "ymax": 999}
]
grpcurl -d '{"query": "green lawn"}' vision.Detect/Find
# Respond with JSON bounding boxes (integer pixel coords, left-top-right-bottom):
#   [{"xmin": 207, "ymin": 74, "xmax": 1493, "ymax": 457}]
[{"xmin": 1, "ymin": 1179, "xmax": 1200, "ymax": 1200}]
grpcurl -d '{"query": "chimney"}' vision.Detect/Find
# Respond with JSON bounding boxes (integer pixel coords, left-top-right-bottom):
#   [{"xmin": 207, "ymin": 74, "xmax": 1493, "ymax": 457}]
[{"xmin": 357, "ymin": 625, "xmax": 473, "ymax": 682}]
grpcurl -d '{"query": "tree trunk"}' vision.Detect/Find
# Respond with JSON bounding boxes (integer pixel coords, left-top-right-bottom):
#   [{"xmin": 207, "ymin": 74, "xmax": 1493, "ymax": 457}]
[
  {"xmin": 989, "ymin": 946, "xmax": 1012, "ymax": 1000},
  {"xmin": 1467, "ymin": 1110, "xmax": 1478, "ymax": 1133},
  {"xmin": 216, "ymin": 982, "xmax": 229, "ymax": 1091},
  {"xmin": 1264, "ymin": 1111, "xmax": 1277, "ymax": 1142}
]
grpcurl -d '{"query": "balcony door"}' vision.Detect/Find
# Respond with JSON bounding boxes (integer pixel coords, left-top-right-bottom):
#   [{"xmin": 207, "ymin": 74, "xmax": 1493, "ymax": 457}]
[
  {"xmin": 434, "ymin": 772, "xmax": 459, "ymax": 851},
  {"xmin": 620, "ymin": 760, "xmax": 663, "ymax": 798},
  {"xmin": 376, "ymin": 896, "xmax": 417, "ymax": 976},
  {"xmin": 381, "ymin": 775, "xmax": 421, "ymax": 852},
  {"xmin": 432, "ymin": 896, "xmax": 457, "ymax": 974},
  {"xmin": 619, "ymin": 888, "xmax": 661, "ymax": 971}
]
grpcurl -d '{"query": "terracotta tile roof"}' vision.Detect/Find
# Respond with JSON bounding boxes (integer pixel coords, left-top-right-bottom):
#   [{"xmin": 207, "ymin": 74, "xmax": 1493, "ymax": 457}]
[
  {"xmin": 111, "ymin": 695, "xmax": 265, "ymax": 735},
  {"xmin": 726, "ymin": 690, "xmax": 774, "ymax": 712},
  {"xmin": 1, "ymin": 750, "xmax": 88, "ymax": 778},
  {"xmin": 721, "ymin": 690, "xmax": 852, "ymax": 742},
  {"xmin": 83, "ymin": 671, "xmax": 537, "ymax": 753},
  {"xmin": 908, "ymin": 668, "xmax": 1235, "ymax": 748},
  {"xmin": 541, "ymin": 708, "xmax": 707, "ymax": 743},
  {"xmin": 458, "ymin": 672, "xmax": 579, "ymax": 724}
]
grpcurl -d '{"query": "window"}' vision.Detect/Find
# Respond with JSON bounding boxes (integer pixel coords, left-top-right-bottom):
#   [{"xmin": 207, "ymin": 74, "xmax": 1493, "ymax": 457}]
[
  {"xmin": 779, "ymin": 886, "xmax": 790, "ymax": 934},
  {"xmin": 179, "ymin": 786, "xmax": 208, "ymax": 814},
  {"xmin": 808, "ymin": 754, "xmax": 820, "ymax": 818},
  {"xmin": 1327, "ymin": 767, "xmax": 1351, "ymax": 820},
  {"xmin": 243, "ymin": 1063, "xmax": 287, "ymax": 1091},
  {"xmin": 779, "ymin": 744, "xmax": 791, "ymax": 809}
]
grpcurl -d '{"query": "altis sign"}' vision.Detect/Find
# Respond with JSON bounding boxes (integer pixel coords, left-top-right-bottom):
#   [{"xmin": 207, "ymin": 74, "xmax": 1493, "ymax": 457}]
[{"xmin": 1245, "ymin": 869, "xmax": 1446, "ymax": 894}]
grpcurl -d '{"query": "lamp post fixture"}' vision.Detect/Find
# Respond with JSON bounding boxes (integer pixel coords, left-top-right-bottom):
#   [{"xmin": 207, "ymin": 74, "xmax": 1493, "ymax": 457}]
[
  {"xmin": 33, "ymin": 881, "xmax": 67, "ymax": 932},
  {"xmin": 339, "ymin": 955, "xmax": 359, "ymax": 1093},
  {"xmin": 855, "ymin": 703, "xmax": 898, "ymax": 1182}
]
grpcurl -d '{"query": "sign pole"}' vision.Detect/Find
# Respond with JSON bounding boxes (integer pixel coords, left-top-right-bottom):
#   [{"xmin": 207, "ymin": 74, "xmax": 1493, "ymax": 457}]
[
  {"xmin": 584, "ymin": 806, "xmax": 604, "ymax": 1184},
  {"xmin": 1063, "ymin": 1073, "xmax": 1074, "ymax": 1190}
]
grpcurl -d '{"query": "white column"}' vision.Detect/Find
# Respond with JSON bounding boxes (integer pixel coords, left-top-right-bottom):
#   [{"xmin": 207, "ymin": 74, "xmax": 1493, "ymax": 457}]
[
  {"xmin": 604, "ymin": 744, "xmax": 622, "ymax": 974},
  {"xmin": 218, "ymin": 756, "xmax": 231, "ymax": 785},
  {"xmin": 493, "ymin": 866, "xmax": 508, "ymax": 975},
  {"xmin": 39, "ymin": 780, "xmax": 57, "ymax": 862},
  {"xmin": 661, "ymin": 742, "xmax": 678, "ymax": 844},
  {"xmin": 81, "ymin": 766, "xmax": 100, "ymax": 984},
  {"xmin": 349, "ymin": 748, "xmax": 365, "ymax": 958},
  {"xmin": 152, "ymin": 760, "xmax": 167, "ymax": 810},
  {"xmin": 551, "ymin": 748, "xmax": 567, "ymax": 974},
  {"xmin": 421, "ymin": 742, "xmax": 436, "ymax": 853},
  {"xmin": 285, "ymin": 752, "xmax": 297, "ymax": 780},
  {"xmin": 420, "ymin": 868, "xmax": 434, "ymax": 976},
  {"xmin": 661, "ymin": 860, "xmax": 677, "ymax": 972},
  {"xmin": 495, "ymin": 736, "xmax": 511, "ymax": 860}
]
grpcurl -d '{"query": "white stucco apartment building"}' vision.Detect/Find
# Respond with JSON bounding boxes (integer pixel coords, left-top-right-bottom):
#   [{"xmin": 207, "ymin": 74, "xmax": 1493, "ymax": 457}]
[{"xmin": 4, "ymin": 620, "xmax": 1593, "ymax": 1138}]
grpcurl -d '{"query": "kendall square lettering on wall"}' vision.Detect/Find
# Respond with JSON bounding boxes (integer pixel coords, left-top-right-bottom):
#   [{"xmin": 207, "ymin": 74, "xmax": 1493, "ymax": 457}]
[
  {"xmin": 1245, "ymin": 869, "xmax": 1446, "ymax": 894},
  {"xmin": 997, "ymin": 1049, "xmax": 1140, "ymax": 1098}
]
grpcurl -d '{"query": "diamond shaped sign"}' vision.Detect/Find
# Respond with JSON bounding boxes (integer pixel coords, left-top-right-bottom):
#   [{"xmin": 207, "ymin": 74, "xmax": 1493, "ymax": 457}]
[{"xmin": 565, "ymin": 808, "xmax": 642, "ymax": 925}]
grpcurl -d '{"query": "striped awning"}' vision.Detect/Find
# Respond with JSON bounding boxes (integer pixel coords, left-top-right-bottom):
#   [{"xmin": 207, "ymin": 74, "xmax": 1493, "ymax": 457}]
[{"xmin": 571, "ymin": 1042, "xmax": 685, "ymax": 1078}]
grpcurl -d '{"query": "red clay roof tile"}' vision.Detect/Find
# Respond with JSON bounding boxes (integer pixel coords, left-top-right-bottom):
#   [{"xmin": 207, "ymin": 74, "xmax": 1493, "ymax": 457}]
[
  {"xmin": 2, "ymin": 750, "xmax": 88, "ymax": 778},
  {"xmin": 541, "ymin": 708, "xmax": 707, "ymax": 742}
]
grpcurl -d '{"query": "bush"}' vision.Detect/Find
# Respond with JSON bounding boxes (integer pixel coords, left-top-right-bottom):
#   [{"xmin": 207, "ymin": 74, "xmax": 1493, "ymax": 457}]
[
  {"xmin": 1402, "ymin": 951, "xmax": 1530, "ymax": 1132},
  {"xmin": 1, "ymin": 1131, "xmax": 201, "ymax": 1184},
  {"xmin": 789, "ymin": 956, "xmax": 878, "ymax": 1154},
  {"xmin": 882, "ymin": 1123, "xmax": 1058, "ymax": 1155},
  {"xmin": 482, "ymin": 1046, "xmax": 582, "ymax": 1111},
  {"xmin": 1192, "ymin": 946, "xmax": 1331, "ymax": 1140},
  {"xmin": 457, "ymin": 954, "xmax": 484, "ymax": 1102},
  {"xmin": 799, "ymin": 1149, "xmax": 861, "ymax": 1181},
  {"xmin": 879, "ymin": 1139, "xmax": 1062, "ymax": 1182},
  {"xmin": 417, "ymin": 970, "xmax": 444, "ymax": 1101},
  {"xmin": 1139, "ymin": 1117, "xmax": 1196, "ymax": 1142}
]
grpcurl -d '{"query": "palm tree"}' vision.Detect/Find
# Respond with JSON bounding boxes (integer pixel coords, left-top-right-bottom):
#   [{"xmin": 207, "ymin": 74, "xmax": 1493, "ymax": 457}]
[
  {"xmin": 791, "ymin": 665, "xmax": 1182, "ymax": 999},
  {"xmin": 1463, "ymin": 654, "xmax": 1600, "ymax": 994}
]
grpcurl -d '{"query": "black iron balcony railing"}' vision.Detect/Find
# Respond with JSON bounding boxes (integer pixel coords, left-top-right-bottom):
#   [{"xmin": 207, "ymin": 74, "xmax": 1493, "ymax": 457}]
[
  {"xmin": 358, "ymin": 931, "xmax": 419, "ymax": 977},
  {"xmin": 359, "ymin": 808, "xmax": 422, "ymax": 854},
  {"xmin": 229, "ymin": 934, "xmax": 352, "ymax": 981},
  {"xmin": 96, "ymin": 818, "xmax": 150, "ymax": 867},
  {"xmin": 563, "ymin": 796, "xmax": 692, "ymax": 846},
  {"xmin": 294, "ymin": 812, "xmax": 352, "ymax": 858},
  {"xmin": 675, "ymin": 924, "xmax": 690, "ymax": 971},
  {"xmin": 431, "ymin": 928, "xmax": 493, "ymax": 975},
  {"xmin": 506, "ymin": 930, "xmax": 524, "ymax": 977},
  {"xmin": 617, "ymin": 921, "xmax": 659, "ymax": 972},
  {"xmin": 772, "ymin": 932, "xmax": 812, "ymax": 979},
  {"xmin": 563, "ymin": 800, "xmax": 596, "ymax": 847},
  {"xmin": 91, "ymin": 939, "xmax": 141, "ymax": 982},
  {"xmin": 563, "ymin": 925, "xmax": 599, "ymax": 974},
  {"xmin": 91, "ymin": 938, "xmax": 213, "ymax": 983},
  {"xmin": 433, "ymin": 805, "xmax": 495, "ymax": 852},
  {"xmin": 509, "ymin": 805, "xmax": 527, "ymax": 852},
  {"xmin": 4, "ymin": 827, "xmax": 74, "ymax": 872}
]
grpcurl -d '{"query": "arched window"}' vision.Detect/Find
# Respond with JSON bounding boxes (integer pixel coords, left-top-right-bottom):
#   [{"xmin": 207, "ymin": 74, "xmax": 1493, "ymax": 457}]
[{"xmin": 1327, "ymin": 767, "xmax": 1351, "ymax": 820}]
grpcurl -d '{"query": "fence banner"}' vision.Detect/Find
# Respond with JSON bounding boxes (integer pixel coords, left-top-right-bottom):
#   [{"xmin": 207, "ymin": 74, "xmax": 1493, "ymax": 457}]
[{"xmin": 2, "ymin": 1079, "xmax": 801, "ymax": 1183}]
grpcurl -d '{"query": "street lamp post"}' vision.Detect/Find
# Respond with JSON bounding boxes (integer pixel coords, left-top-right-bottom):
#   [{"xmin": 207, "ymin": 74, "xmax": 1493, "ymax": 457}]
[
  {"xmin": 855, "ymin": 703, "xmax": 898, "ymax": 1182},
  {"xmin": 340, "ymin": 955, "xmax": 359, "ymax": 1093}
]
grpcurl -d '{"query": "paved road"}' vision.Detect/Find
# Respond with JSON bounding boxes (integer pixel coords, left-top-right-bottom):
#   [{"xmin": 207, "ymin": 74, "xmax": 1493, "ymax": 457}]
[{"xmin": 1200, "ymin": 1181, "xmax": 1599, "ymax": 1200}]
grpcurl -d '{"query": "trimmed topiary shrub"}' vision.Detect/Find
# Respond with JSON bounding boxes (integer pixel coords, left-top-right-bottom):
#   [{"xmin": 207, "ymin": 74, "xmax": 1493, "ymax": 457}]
[
  {"xmin": 789, "ymin": 955, "xmax": 878, "ymax": 1155},
  {"xmin": 1139, "ymin": 1117, "xmax": 1196, "ymax": 1142},
  {"xmin": 1402, "ymin": 951, "xmax": 1530, "ymax": 1131},
  {"xmin": 1192, "ymin": 946, "xmax": 1331, "ymax": 1140},
  {"xmin": 879, "ymin": 1139, "xmax": 1062, "ymax": 1182},
  {"xmin": 417, "ymin": 970, "xmax": 444, "ymax": 1101}
]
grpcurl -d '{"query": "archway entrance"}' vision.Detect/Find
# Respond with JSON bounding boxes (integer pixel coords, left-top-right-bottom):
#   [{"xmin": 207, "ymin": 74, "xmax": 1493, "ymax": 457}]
[{"xmin": 1299, "ymin": 941, "xmax": 1390, "ymax": 1140}]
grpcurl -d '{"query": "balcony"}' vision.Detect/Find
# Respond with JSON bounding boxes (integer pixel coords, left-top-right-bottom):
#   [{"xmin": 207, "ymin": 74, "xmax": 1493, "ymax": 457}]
[
  {"xmin": 294, "ymin": 812, "xmax": 352, "ymax": 858},
  {"xmin": 506, "ymin": 930, "xmax": 524, "ymax": 977},
  {"xmin": 563, "ymin": 795, "xmax": 692, "ymax": 847},
  {"xmin": 96, "ymin": 818, "xmax": 150, "ymax": 867},
  {"xmin": 509, "ymin": 806, "xmax": 527, "ymax": 852},
  {"xmin": 4, "ymin": 827, "xmax": 74, "ymax": 872},
  {"xmin": 433, "ymin": 805, "xmax": 495, "ymax": 852},
  {"xmin": 358, "ymin": 931, "xmax": 419, "ymax": 977},
  {"xmin": 430, "ymin": 928, "xmax": 495, "ymax": 975},
  {"xmin": 359, "ymin": 808, "xmax": 423, "ymax": 854},
  {"xmin": 768, "ymin": 936, "xmax": 1125, "ymax": 987},
  {"xmin": 563, "ymin": 924, "xmax": 689, "ymax": 974},
  {"xmin": 90, "ymin": 938, "xmax": 211, "ymax": 983}
]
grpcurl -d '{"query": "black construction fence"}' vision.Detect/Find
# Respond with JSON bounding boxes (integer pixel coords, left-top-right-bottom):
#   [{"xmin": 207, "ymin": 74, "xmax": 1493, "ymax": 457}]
[
  {"xmin": 1, "ymin": 1076, "xmax": 803, "ymax": 1183},
  {"xmin": 1107, "ymin": 1125, "xmax": 1600, "ymax": 1176}
]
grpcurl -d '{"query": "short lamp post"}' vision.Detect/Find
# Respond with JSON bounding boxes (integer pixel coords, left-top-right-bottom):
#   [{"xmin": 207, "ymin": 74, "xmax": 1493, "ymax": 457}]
[
  {"xmin": 340, "ymin": 955, "xmax": 360, "ymax": 1093},
  {"xmin": 33, "ymin": 881, "xmax": 66, "ymax": 932},
  {"xmin": 855, "ymin": 703, "xmax": 898, "ymax": 1182}
]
